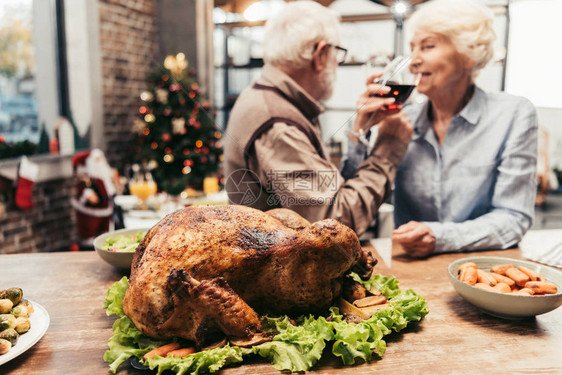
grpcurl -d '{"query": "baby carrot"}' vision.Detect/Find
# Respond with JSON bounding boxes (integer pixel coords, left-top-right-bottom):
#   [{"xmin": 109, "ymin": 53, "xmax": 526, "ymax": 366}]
[
  {"xmin": 143, "ymin": 343, "xmax": 181, "ymax": 360},
  {"xmin": 168, "ymin": 347, "xmax": 197, "ymax": 357}
]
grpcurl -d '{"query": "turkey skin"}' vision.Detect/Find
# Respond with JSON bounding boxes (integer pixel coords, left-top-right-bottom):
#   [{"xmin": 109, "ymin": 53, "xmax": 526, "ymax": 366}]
[{"xmin": 123, "ymin": 205, "xmax": 374, "ymax": 346}]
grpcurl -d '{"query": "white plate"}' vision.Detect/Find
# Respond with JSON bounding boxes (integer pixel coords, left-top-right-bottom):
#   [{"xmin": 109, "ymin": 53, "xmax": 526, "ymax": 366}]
[
  {"xmin": 127, "ymin": 210, "xmax": 161, "ymax": 219},
  {"xmin": 0, "ymin": 301, "xmax": 50, "ymax": 366}
]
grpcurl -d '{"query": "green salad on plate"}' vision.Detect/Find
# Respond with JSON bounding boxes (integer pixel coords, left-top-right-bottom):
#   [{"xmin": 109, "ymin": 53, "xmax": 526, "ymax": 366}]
[{"xmin": 103, "ymin": 231, "xmax": 146, "ymax": 253}]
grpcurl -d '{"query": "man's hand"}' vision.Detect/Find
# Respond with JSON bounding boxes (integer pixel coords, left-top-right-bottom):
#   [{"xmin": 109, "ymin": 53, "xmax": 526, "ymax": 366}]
[
  {"xmin": 377, "ymin": 112, "xmax": 413, "ymax": 144},
  {"xmin": 352, "ymin": 73, "xmax": 401, "ymax": 136},
  {"xmin": 392, "ymin": 221, "xmax": 436, "ymax": 258}
]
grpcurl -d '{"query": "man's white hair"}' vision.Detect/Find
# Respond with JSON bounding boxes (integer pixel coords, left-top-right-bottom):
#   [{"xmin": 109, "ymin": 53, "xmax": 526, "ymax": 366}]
[
  {"xmin": 263, "ymin": 1, "xmax": 341, "ymax": 70},
  {"xmin": 407, "ymin": 0, "xmax": 495, "ymax": 80}
]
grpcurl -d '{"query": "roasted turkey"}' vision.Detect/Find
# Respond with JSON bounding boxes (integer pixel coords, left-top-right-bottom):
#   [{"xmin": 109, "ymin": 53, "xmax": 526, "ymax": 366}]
[{"xmin": 123, "ymin": 205, "xmax": 375, "ymax": 347}]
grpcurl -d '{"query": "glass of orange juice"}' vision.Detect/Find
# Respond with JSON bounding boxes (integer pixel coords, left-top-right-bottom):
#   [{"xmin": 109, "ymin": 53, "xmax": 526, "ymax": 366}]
[
  {"xmin": 203, "ymin": 176, "xmax": 220, "ymax": 195},
  {"xmin": 129, "ymin": 164, "xmax": 158, "ymax": 209}
]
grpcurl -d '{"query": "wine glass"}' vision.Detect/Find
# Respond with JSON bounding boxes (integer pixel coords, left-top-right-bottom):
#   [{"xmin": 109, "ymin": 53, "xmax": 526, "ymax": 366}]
[
  {"xmin": 364, "ymin": 55, "xmax": 419, "ymax": 110},
  {"xmin": 129, "ymin": 164, "xmax": 157, "ymax": 210}
]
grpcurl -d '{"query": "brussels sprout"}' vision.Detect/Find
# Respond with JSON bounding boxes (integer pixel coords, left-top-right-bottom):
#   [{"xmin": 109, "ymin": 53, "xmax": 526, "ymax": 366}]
[
  {"xmin": 0, "ymin": 299, "xmax": 13, "ymax": 314},
  {"xmin": 0, "ymin": 314, "xmax": 16, "ymax": 331},
  {"xmin": 10, "ymin": 305, "xmax": 29, "ymax": 318},
  {"xmin": 14, "ymin": 317, "xmax": 30, "ymax": 334},
  {"xmin": 0, "ymin": 328, "xmax": 18, "ymax": 346},
  {"xmin": 0, "ymin": 338, "xmax": 10, "ymax": 354},
  {"xmin": 0, "ymin": 288, "xmax": 23, "ymax": 306},
  {"xmin": 19, "ymin": 299, "xmax": 34, "ymax": 314}
]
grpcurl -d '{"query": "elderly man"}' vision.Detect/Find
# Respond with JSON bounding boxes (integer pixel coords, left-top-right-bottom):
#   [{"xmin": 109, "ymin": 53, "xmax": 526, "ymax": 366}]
[{"xmin": 223, "ymin": 0, "xmax": 412, "ymax": 236}]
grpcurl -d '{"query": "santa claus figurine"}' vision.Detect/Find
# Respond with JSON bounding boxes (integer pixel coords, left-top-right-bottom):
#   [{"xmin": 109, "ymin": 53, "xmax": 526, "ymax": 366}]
[{"xmin": 71, "ymin": 149, "xmax": 117, "ymax": 245}]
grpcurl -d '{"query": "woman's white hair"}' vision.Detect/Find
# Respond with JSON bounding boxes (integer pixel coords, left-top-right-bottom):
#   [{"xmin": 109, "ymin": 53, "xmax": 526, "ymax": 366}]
[
  {"xmin": 263, "ymin": 1, "xmax": 340, "ymax": 70},
  {"xmin": 407, "ymin": 0, "xmax": 496, "ymax": 80}
]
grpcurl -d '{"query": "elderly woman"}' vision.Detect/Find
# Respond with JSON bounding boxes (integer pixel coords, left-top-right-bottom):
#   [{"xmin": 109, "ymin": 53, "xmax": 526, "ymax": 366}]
[{"xmin": 345, "ymin": 0, "xmax": 537, "ymax": 256}]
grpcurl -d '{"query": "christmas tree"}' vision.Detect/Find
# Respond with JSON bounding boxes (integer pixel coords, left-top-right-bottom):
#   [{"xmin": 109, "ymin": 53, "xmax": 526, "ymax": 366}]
[{"xmin": 133, "ymin": 53, "xmax": 223, "ymax": 195}]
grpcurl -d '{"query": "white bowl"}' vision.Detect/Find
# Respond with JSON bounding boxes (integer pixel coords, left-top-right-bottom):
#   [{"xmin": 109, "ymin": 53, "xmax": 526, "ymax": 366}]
[
  {"xmin": 114, "ymin": 195, "xmax": 139, "ymax": 210},
  {"xmin": 93, "ymin": 228, "xmax": 148, "ymax": 269},
  {"xmin": 448, "ymin": 256, "xmax": 562, "ymax": 319}
]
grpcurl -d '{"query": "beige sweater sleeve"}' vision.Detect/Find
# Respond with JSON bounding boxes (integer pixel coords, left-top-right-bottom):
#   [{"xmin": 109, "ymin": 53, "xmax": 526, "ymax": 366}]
[{"xmin": 250, "ymin": 122, "xmax": 408, "ymax": 235}]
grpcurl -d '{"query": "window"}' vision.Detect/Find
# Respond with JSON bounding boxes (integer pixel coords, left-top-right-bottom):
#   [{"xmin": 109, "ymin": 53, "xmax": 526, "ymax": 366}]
[
  {"xmin": 506, "ymin": 0, "xmax": 562, "ymax": 108},
  {"xmin": 0, "ymin": 0, "xmax": 68, "ymax": 158},
  {"xmin": 0, "ymin": 0, "xmax": 39, "ymax": 143}
]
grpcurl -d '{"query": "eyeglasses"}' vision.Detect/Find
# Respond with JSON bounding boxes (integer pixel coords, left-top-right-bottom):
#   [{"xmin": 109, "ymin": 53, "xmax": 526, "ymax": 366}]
[{"xmin": 313, "ymin": 43, "xmax": 348, "ymax": 65}]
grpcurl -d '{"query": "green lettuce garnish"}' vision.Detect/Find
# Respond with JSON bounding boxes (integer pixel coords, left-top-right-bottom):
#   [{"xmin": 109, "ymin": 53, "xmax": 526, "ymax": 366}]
[
  {"xmin": 103, "ymin": 273, "xmax": 428, "ymax": 374},
  {"xmin": 102, "ymin": 276, "xmax": 129, "ymax": 317}
]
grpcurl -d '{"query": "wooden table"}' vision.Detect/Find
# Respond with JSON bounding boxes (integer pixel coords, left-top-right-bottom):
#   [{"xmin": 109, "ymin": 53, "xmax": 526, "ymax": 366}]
[{"xmin": 2, "ymin": 246, "xmax": 561, "ymax": 374}]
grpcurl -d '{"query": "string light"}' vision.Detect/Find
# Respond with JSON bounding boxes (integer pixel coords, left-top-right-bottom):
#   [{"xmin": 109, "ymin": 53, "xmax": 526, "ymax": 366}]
[
  {"xmin": 140, "ymin": 91, "xmax": 153, "ymax": 101},
  {"xmin": 163, "ymin": 154, "xmax": 174, "ymax": 163},
  {"xmin": 144, "ymin": 114, "xmax": 155, "ymax": 123},
  {"xmin": 214, "ymin": 131, "xmax": 222, "ymax": 139},
  {"xmin": 195, "ymin": 140, "xmax": 203, "ymax": 148},
  {"xmin": 182, "ymin": 166, "xmax": 192, "ymax": 175},
  {"xmin": 390, "ymin": 0, "xmax": 411, "ymax": 17}
]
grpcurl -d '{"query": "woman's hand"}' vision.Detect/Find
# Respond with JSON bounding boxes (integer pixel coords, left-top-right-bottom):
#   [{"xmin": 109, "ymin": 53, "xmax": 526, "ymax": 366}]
[
  {"xmin": 352, "ymin": 73, "xmax": 401, "ymax": 137},
  {"xmin": 392, "ymin": 221, "xmax": 436, "ymax": 258}
]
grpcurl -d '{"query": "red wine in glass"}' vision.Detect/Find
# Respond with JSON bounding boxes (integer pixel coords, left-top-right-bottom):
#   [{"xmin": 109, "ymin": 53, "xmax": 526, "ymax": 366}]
[
  {"xmin": 376, "ymin": 82, "xmax": 415, "ymax": 109},
  {"xmin": 365, "ymin": 56, "xmax": 417, "ymax": 109}
]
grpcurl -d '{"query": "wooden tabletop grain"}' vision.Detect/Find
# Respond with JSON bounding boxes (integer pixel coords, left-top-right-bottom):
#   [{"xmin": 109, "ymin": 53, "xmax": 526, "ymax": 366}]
[{"xmin": 1, "ymin": 246, "xmax": 561, "ymax": 375}]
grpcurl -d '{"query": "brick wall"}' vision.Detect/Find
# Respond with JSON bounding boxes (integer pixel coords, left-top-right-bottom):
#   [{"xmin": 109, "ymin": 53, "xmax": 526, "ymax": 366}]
[
  {"xmin": 0, "ymin": 177, "xmax": 76, "ymax": 254},
  {"xmin": 98, "ymin": 0, "xmax": 159, "ymax": 168}
]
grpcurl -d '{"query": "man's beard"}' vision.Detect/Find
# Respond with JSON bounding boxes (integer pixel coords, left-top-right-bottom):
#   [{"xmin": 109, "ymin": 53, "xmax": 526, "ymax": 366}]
[{"xmin": 318, "ymin": 62, "xmax": 337, "ymax": 102}]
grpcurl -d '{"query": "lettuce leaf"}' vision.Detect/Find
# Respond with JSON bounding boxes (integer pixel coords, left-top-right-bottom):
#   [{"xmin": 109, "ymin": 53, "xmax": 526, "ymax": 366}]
[
  {"xmin": 103, "ymin": 276, "xmax": 129, "ymax": 317},
  {"xmin": 103, "ymin": 273, "xmax": 428, "ymax": 374},
  {"xmin": 349, "ymin": 272, "xmax": 401, "ymax": 299},
  {"xmin": 145, "ymin": 345, "xmax": 245, "ymax": 375},
  {"xmin": 250, "ymin": 315, "xmax": 334, "ymax": 371}
]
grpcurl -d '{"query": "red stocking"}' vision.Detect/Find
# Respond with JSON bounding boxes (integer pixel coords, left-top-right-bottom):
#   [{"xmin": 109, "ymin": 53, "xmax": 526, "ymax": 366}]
[{"xmin": 15, "ymin": 156, "xmax": 39, "ymax": 210}]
